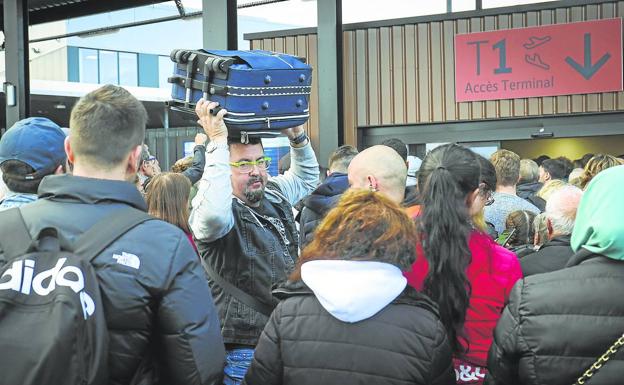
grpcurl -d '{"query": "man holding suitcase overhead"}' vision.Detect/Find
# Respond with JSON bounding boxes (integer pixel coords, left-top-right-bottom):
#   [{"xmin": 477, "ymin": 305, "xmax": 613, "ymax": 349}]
[{"xmin": 190, "ymin": 98, "xmax": 319, "ymax": 384}]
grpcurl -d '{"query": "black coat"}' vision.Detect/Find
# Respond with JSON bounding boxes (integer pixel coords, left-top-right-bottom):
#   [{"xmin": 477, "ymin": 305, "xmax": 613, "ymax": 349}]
[
  {"xmin": 509, "ymin": 244, "xmax": 536, "ymax": 259},
  {"xmin": 516, "ymin": 182, "xmax": 542, "ymax": 199},
  {"xmin": 243, "ymin": 283, "xmax": 455, "ymax": 385},
  {"xmin": 486, "ymin": 249, "xmax": 624, "ymax": 385},
  {"xmin": 520, "ymin": 235, "xmax": 574, "ymax": 276},
  {"xmin": 2, "ymin": 175, "xmax": 225, "ymax": 385},
  {"xmin": 298, "ymin": 172, "xmax": 349, "ymax": 248}
]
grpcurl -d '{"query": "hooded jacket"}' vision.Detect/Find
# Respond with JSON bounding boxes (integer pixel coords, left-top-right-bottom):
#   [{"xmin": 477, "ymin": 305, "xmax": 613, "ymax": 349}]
[
  {"xmin": 486, "ymin": 166, "xmax": 624, "ymax": 385},
  {"xmin": 0, "ymin": 174, "xmax": 225, "ymax": 385},
  {"xmin": 244, "ymin": 260, "xmax": 455, "ymax": 385},
  {"xmin": 516, "ymin": 181, "xmax": 542, "ymax": 200},
  {"xmin": 298, "ymin": 172, "xmax": 349, "ymax": 248}
]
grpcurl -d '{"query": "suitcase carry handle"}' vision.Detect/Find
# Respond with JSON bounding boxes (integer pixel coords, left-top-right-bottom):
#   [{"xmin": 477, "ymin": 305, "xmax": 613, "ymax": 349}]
[
  {"xmin": 165, "ymin": 102, "xmax": 224, "ymax": 117},
  {"xmin": 209, "ymin": 106, "xmax": 223, "ymax": 116}
]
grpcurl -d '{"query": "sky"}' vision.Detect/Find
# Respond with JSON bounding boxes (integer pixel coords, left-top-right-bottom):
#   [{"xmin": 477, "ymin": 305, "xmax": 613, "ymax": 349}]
[{"xmin": 183, "ymin": 0, "xmax": 555, "ymax": 27}]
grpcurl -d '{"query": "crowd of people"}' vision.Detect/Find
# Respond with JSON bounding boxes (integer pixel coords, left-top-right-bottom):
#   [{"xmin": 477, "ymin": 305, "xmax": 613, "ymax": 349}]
[{"xmin": 0, "ymin": 84, "xmax": 623, "ymax": 385}]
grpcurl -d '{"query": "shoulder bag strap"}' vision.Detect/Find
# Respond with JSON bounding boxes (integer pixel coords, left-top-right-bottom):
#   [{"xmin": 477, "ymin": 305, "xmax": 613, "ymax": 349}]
[
  {"xmin": 201, "ymin": 259, "xmax": 273, "ymax": 317},
  {"xmin": 74, "ymin": 207, "xmax": 154, "ymax": 262},
  {"xmin": 574, "ymin": 332, "xmax": 624, "ymax": 385},
  {"xmin": 0, "ymin": 208, "xmax": 34, "ymax": 261}
]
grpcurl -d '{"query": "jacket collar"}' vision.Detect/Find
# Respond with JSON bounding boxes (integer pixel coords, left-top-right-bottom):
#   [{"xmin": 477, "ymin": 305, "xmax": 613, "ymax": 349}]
[
  {"xmin": 565, "ymin": 247, "xmax": 606, "ymax": 267},
  {"xmin": 543, "ymin": 234, "xmax": 572, "ymax": 248},
  {"xmin": 37, "ymin": 174, "xmax": 147, "ymax": 211},
  {"xmin": 307, "ymin": 172, "xmax": 349, "ymax": 199}
]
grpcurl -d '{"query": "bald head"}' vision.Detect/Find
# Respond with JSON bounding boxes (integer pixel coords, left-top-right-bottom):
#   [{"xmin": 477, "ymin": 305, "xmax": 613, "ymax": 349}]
[
  {"xmin": 545, "ymin": 185, "xmax": 583, "ymax": 238},
  {"xmin": 347, "ymin": 145, "xmax": 407, "ymax": 203}
]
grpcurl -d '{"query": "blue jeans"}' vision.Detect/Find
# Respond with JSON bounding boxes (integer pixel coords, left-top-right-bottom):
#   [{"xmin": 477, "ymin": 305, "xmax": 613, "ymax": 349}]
[{"xmin": 224, "ymin": 348, "xmax": 255, "ymax": 385}]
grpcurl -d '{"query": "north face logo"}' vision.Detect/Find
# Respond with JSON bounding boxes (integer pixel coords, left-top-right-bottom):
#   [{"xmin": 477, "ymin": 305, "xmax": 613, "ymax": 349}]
[
  {"xmin": 0, "ymin": 258, "xmax": 96, "ymax": 319},
  {"xmin": 112, "ymin": 252, "xmax": 140, "ymax": 269}
]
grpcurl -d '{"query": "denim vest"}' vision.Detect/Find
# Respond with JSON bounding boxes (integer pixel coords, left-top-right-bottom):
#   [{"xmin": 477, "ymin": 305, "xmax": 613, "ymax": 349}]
[{"xmin": 197, "ymin": 188, "xmax": 299, "ymax": 346}]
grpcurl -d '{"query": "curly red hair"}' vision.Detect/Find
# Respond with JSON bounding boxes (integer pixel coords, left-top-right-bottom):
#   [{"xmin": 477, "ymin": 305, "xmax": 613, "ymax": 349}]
[{"xmin": 291, "ymin": 189, "xmax": 417, "ymax": 281}]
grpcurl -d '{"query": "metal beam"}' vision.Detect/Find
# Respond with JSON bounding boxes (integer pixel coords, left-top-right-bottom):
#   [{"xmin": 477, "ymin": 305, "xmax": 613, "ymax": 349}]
[
  {"xmin": 163, "ymin": 107, "xmax": 171, "ymax": 171},
  {"xmin": 316, "ymin": 0, "xmax": 343, "ymax": 167},
  {"xmin": 27, "ymin": 0, "xmax": 167, "ymax": 25},
  {"xmin": 202, "ymin": 0, "xmax": 238, "ymax": 50},
  {"xmin": 3, "ymin": 0, "xmax": 30, "ymax": 130}
]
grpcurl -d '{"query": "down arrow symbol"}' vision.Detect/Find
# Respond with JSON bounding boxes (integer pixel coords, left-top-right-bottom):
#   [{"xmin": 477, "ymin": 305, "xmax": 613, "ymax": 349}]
[{"xmin": 565, "ymin": 33, "xmax": 611, "ymax": 80}]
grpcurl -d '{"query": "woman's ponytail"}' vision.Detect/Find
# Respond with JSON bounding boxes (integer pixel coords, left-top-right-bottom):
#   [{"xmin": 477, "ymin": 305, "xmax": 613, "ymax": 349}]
[{"xmin": 417, "ymin": 144, "xmax": 480, "ymax": 353}]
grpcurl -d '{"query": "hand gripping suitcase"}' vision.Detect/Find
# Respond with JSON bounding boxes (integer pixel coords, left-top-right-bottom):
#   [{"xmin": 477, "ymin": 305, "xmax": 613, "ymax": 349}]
[{"xmin": 167, "ymin": 49, "xmax": 313, "ymax": 143}]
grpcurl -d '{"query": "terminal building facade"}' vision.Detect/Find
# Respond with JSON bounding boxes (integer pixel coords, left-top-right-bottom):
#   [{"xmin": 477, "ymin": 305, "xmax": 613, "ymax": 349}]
[{"xmin": 2, "ymin": 0, "xmax": 623, "ymax": 166}]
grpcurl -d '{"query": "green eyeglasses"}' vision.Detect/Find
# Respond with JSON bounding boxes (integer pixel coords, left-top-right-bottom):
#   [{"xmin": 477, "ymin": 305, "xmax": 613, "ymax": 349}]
[{"xmin": 229, "ymin": 156, "xmax": 271, "ymax": 173}]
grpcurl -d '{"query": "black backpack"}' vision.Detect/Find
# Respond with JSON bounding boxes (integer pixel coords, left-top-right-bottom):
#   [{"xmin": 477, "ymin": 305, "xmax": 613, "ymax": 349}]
[{"xmin": 0, "ymin": 207, "xmax": 153, "ymax": 385}]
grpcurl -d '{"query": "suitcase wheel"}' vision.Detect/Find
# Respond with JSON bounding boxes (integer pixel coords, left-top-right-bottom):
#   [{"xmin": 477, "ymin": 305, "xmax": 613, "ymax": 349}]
[{"xmin": 171, "ymin": 49, "xmax": 192, "ymax": 64}]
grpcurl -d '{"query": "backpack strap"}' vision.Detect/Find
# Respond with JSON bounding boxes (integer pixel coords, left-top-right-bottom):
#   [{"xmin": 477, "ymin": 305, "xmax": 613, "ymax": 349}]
[
  {"xmin": 201, "ymin": 260, "xmax": 273, "ymax": 317},
  {"xmin": 0, "ymin": 208, "xmax": 34, "ymax": 261},
  {"xmin": 74, "ymin": 207, "xmax": 154, "ymax": 262}
]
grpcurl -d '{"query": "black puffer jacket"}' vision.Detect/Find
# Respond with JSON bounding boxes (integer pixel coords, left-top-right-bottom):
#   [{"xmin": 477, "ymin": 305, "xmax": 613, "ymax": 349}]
[
  {"xmin": 486, "ymin": 248, "xmax": 624, "ymax": 385},
  {"xmin": 2, "ymin": 175, "xmax": 225, "ymax": 385},
  {"xmin": 244, "ymin": 283, "xmax": 454, "ymax": 385}
]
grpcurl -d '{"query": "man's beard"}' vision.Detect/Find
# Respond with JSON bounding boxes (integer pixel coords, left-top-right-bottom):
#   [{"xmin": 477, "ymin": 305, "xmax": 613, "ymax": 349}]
[{"xmin": 244, "ymin": 175, "xmax": 265, "ymax": 204}]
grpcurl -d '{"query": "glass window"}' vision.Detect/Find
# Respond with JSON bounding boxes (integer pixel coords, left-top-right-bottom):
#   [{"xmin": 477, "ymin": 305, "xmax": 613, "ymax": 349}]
[
  {"xmin": 452, "ymin": 0, "xmax": 476, "ymax": 12},
  {"xmin": 159, "ymin": 55, "xmax": 173, "ymax": 89},
  {"xmin": 483, "ymin": 0, "xmax": 555, "ymax": 8},
  {"xmin": 78, "ymin": 48, "xmax": 98, "ymax": 84},
  {"xmin": 119, "ymin": 52, "xmax": 138, "ymax": 87},
  {"xmin": 99, "ymin": 50, "xmax": 119, "ymax": 85}
]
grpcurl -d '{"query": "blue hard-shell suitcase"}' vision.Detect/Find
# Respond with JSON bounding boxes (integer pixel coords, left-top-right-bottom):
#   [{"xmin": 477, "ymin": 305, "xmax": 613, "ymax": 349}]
[{"xmin": 168, "ymin": 49, "xmax": 312, "ymax": 142}]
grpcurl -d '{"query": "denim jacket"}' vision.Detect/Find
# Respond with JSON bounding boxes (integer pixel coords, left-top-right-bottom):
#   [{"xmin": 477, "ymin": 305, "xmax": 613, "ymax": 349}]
[
  {"xmin": 190, "ymin": 140, "xmax": 319, "ymax": 345},
  {"xmin": 0, "ymin": 191, "xmax": 38, "ymax": 211}
]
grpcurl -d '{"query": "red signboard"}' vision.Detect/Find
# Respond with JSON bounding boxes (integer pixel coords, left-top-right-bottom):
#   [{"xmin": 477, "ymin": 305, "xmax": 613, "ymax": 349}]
[{"xmin": 455, "ymin": 18, "xmax": 623, "ymax": 102}]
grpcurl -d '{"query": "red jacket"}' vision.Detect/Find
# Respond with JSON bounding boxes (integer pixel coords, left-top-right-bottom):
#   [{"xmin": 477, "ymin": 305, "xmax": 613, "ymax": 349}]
[{"xmin": 404, "ymin": 231, "xmax": 522, "ymax": 367}]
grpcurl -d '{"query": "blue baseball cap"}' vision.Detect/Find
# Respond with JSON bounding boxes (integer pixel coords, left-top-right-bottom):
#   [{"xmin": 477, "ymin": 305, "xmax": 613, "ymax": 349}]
[{"xmin": 0, "ymin": 117, "xmax": 67, "ymax": 177}]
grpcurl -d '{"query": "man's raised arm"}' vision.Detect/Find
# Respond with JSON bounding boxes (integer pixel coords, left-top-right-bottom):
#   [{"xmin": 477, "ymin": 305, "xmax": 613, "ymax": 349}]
[
  {"xmin": 269, "ymin": 125, "xmax": 319, "ymax": 206},
  {"xmin": 189, "ymin": 99, "xmax": 234, "ymax": 243}
]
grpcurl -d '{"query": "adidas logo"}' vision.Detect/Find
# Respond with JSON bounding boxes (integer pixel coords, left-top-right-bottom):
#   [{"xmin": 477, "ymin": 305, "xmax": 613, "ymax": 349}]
[{"xmin": 0, "ymin": 258, "xmax": 95, "ymax": 319}]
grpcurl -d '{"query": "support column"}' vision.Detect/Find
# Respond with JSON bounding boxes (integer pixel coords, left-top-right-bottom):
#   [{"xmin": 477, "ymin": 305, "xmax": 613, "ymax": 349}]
[
  {"xmin": 316, "ymin": 0, "xmax": 343, "ymax": 167},
  {"xmin": 202, "ymin": 0, "xmax": 237, "ymax": 50},
  {"xmin": 163, "ymin": 107, "xmax": 171, "ymax": 171},
  {"xmin": 3, "ymin": 0, "xmax": 30, "ymax": 130}
]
